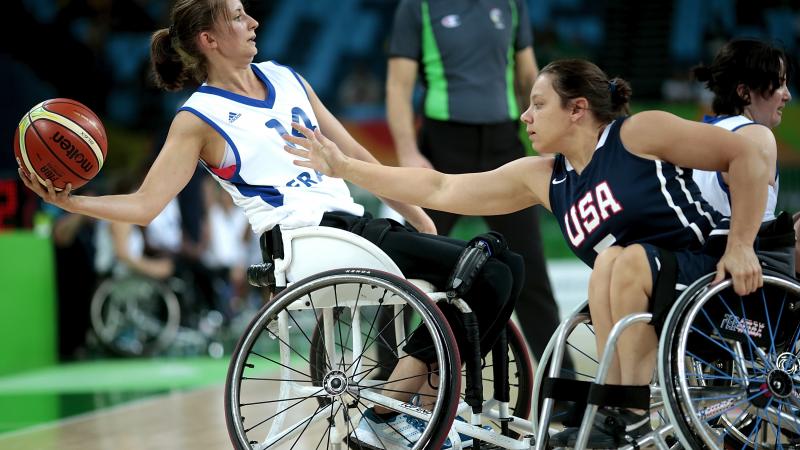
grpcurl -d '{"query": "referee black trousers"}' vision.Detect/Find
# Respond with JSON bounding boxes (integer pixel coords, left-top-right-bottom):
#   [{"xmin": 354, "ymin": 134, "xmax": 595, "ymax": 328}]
[{"xmin": 419, "ymin": 118, "xmax": 571, "ymax": 368}]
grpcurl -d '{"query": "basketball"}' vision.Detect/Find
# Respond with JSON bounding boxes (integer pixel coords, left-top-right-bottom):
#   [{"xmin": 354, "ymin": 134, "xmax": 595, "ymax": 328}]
[{"xmin": 13, "ymin": 98, "xmax": 107, "ymax": 191}]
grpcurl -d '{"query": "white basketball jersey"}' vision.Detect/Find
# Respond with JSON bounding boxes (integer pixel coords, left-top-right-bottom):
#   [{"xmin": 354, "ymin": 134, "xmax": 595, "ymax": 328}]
[
  {"xmin": 692, "ymin": 115, "xmax": 778, "ymax": 221},
  {"xmin": 179, "ymin": 61, "xmax": 363, "ymax": 235}
]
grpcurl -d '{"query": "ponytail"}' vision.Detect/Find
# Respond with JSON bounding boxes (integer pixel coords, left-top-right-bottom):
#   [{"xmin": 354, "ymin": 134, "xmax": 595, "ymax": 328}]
[
  {"xmin": 608, "ymin": 77, "xmax": 632, "ymax": 116},
  {"xmin": 150, "ymin": 28, "xmax": 191, "ymax": 91}
]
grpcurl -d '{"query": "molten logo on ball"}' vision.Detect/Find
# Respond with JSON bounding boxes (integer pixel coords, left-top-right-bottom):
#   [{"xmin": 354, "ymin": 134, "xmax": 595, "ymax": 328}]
[
  {"xmin": 13, "ymin": 98, "xmax": 108, "ymax": 191},
  {"xmin": 51, "ymin": 131, "xmax": 94, "ymax": 173}
]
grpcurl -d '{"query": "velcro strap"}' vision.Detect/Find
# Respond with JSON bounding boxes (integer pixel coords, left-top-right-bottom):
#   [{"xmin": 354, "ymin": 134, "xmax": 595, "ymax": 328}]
[
  {"xmin": 541, "ymin": 377, "xmax": 591, "ymax": 402},
  {"xmin": 587, "ymin": 384, "xmax": 650, "ymax": 410},
  {"xmin": 648, "ymin": 246, "xmax": 677, "ymax": 335}
]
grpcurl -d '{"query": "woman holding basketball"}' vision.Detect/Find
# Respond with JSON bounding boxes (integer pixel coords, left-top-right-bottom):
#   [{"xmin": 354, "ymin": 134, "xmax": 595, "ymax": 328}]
[{"xmin": 18, "ymin": 1, "xmax": 524, "ymax": 448}]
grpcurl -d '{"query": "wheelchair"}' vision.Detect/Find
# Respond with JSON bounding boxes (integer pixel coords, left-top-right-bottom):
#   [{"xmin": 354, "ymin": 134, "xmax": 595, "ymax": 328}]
[
  {"xmin": 90, "ymin": 274, "xmax": 182, "ymax": 356},
  {"xmin": 90, "ymin": 270, "xmax": 225, "ymax": 357},
  {"xmin": 534, "ymin": 257, "xmax": 800, "ymax": 449},
  {"xmin": 224, "ymin": 226, "xmax": 536, "ymax": 450},
  {"xmin": 225, "ymin": 221, "xmax": 800, "ymax": 450}
]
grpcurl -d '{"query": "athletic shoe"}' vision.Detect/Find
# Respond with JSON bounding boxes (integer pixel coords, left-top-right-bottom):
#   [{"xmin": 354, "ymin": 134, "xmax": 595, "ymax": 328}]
[
  {"xmin": 348, "ymin": 408, "xmax": 489, "ymax": 449},
  {"xmin": 348, "ymin": 408, "xmax": 426, "ymax": 450},
  {"xmin": 547, "ymin": 408, "xmax": 651, "ymax": 449}
]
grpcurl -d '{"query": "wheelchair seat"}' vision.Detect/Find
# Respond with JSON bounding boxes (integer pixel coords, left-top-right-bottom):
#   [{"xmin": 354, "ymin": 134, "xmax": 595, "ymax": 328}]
[{"xmin": 270, "ymin": 226, "xmax": 436, "ymax": 294}]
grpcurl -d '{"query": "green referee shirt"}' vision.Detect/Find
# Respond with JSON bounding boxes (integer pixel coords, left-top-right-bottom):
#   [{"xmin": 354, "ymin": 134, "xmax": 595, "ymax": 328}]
[{"xmin": 389, "ymin": 0, "xmax": 533, "ymax": 124}]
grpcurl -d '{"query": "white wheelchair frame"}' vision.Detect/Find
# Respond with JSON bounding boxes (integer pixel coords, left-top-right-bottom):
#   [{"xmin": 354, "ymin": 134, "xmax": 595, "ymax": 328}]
[{"xmin": 226, "ymin": 226, "xmax": 537, "ymax": 450}]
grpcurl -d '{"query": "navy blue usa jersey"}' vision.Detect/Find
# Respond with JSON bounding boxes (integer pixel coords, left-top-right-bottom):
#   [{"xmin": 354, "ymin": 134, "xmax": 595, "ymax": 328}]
[{"xmin": 549, "ymin": 117, "xmax": 722, "ymax": 267}]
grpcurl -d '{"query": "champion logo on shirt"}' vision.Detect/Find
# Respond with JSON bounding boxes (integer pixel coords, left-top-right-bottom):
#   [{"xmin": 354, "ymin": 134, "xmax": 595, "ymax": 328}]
[
  {"xmin": 441, "ymin": 14, "xmax": 460, "ymax": 28},
  {"xmin": 228, "ymin": 112, "xmax": 242, "ymax": 123},
  {"xmin": 490, "ymin": 8, "xmax": 505, "ymax": 29}
]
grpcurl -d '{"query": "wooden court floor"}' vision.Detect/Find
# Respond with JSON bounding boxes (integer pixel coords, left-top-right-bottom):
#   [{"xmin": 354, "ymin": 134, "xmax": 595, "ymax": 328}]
[{"xmin": 0, "ymin": 386, "xmax": 232, "ymax": 450}]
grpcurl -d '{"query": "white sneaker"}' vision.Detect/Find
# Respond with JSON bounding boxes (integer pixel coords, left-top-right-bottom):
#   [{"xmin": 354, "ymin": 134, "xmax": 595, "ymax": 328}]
[
  {"xmin": 348, "ymin": 409, "xmax": 485, "ymax": 449},
  {"xmin": 349, "ymin": 408, "xmax": 426, "ymax": 450}
]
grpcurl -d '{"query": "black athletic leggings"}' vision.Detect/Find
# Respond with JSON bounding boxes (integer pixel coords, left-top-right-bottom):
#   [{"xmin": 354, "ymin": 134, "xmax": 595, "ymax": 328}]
[{"xmin": 319, "ymin": 212, "xmax": 524, "ymax": 364}]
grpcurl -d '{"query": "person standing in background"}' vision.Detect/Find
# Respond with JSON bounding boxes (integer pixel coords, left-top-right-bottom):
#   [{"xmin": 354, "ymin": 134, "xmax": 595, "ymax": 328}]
[{"xmin": 386, "ymin": 0, "xmax": 566, "ymax": 366}]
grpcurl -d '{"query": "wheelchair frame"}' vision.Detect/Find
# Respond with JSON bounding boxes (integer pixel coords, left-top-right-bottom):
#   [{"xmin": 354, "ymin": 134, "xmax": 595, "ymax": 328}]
[
  {"xmin": 225, "ymin": 226, "xmax": 536, "ymax": 450},
  {"xmin": 226, "ymin": 225, "xmax": 800, "ymax": 450}
]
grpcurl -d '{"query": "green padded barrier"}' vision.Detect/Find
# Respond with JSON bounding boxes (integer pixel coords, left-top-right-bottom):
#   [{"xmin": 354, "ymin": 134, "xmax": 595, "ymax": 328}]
[{"xmin": 0, "ymin": 231, "xmax": 56, "ymax": 376}]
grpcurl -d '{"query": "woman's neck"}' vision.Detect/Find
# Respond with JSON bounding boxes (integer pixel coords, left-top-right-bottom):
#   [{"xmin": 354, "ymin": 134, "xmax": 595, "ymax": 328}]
[
  {"xmin": 563, "ymin": 121, "xmax": 609, "ymax": 174},
  {"xmin": 206, "ymin": 62, "xmax": 262, "ymax": 96}
]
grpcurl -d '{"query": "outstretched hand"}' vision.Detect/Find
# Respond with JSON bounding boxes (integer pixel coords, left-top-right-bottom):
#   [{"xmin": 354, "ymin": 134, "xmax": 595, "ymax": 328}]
[
  {"xmin": 713, "ymin": 242, "xmax": 762, "ymax": 295},
  {"xmin": 283, "ymin": 123, "xmax": 348, "ymax": 179},
  {"xmin": 17, "ymin": 158, "xmax": 74, "ymax": 210}
]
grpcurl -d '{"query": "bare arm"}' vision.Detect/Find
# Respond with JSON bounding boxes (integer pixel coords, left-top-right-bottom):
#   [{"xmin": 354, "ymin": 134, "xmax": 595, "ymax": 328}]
[
  {"xmin": 20, "ymin": 111, "xmax": 207, "ymax": 226},
  {"xmin": 622, "ymin": 111, "xmax": 769, "ymax": 294},
  {"xmin": 386, "ymin": 57, "xmax": 431, "ymax": 168},
  {"xmin": 285, "ymin": 123, "xmax": 553, "ymax": 216},
  {"xmin": 514, "ymin": 47, "xmax": 538, "ymax": 111},
  {"xmin": 52, "ymin": 213, "xmax": 90, "ymax": 247},
  {"xmin": 721, "ymin": 124, "xmax": 778, "ymax": 187},
  {"xmin": 110, "ymin": 221, "xmax": 174, "ymax": 279}
]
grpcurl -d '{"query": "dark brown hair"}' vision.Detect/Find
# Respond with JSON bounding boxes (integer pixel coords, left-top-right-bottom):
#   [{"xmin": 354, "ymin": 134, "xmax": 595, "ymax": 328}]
[
  {"xmin": 693, "ymin": 39, "xmax": 789, "ymax": 116},
  {"xmin": 150, "ymin": 0, "xmax": 231, "ymax": 91},
  {"xmin": 539, "ymin": 59, "xmax": 632, "ymax": 123}
]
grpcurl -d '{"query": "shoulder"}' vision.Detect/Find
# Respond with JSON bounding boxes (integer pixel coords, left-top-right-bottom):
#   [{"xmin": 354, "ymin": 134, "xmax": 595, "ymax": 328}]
[
  {"xmin": 503, "ymin": 155, "xmax": 555, "ymax": 207},
  {"xmin": 622, "ymin": 110, "xmax": 677, "ymax": 133},
  {"xmin": 494, "ymin": 154, "xmax": 554, "ymax": 184},
  {"xmin": 505, "ymin": 154, "xmax": 554, "ymax": 172},
  {"xmin": 619, "ymin": 110, "xmax": 685, "ymax": 145},
  {"xmin": 170, "ymin": 110, "xmax": 216, "ymax": 142},
  {"xmin": 735, "ymin": 123, "xmax": 777, "ymax": 149}
]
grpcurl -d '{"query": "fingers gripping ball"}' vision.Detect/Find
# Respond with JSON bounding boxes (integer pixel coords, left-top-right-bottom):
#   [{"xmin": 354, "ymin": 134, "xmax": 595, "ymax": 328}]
[{"xmin": 13, "ymin": 98, "xmax": 107, "ymax": 191}]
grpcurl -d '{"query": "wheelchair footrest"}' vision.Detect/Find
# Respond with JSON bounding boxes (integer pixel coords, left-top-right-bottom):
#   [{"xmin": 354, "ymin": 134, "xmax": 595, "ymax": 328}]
[{"xmin": 542, "ymin": 377, "xmax": 591, "ymax": 403}]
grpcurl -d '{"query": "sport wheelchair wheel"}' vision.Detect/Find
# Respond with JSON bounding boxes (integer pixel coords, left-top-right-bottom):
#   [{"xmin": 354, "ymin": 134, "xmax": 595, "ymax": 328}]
[
  {"xmin": 225, "ymin": 269, "xmax": 461, "ymax": 450},
  {"xmin": 90, "ymin": 275, "xmax": 181, "ymax": 356},
  {"xmin": 659, "ymin": 272, "xmax": 800, "ymax": 449},
  {"xmin": 310, "ymin": 316, "xmax": 533, "ymax": 428}
]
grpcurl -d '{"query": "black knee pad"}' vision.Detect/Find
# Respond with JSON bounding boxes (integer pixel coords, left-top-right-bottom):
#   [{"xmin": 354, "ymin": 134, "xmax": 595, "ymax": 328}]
[{"xmin": 446, "ymin": 232, "xmax": 509, "ymax": 299}]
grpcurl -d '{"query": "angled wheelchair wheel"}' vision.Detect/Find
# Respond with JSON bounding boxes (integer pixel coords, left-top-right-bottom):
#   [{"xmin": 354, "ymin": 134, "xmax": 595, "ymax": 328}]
[
  {"xmin": 89, "ymin": 275, "xmax": 181, "ymax": 356},
  {"xmin": 659, "ymin": 272, "xmax": 800, "ymax": 450},
  {"xmin": 225, "ymin": 269, "xmax": 461, "ymax": 450},
  {"xmin": 532, "ymin": 300, "xmax": 598, "ymax": 438},
  {"xmin": 310, "ymin": 315, "xmax": 533, "ymax": 427}
]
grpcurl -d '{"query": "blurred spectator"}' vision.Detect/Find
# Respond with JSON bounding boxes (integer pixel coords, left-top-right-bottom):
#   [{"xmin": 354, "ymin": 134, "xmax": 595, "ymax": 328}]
[
  {"xmin": 97, "ymin": 174, "xmax": 175, "ymax": 280},
  {"xmin": 201, "ymin": 177, "xmax": 250, "ymax": 318},
  {"xmin": 45, "ymin": 201, "xmax": 99, "ymax": 360},
  {"xmin": 338, "ymin": 61, "xmax": 383, "ymax": 109}
]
